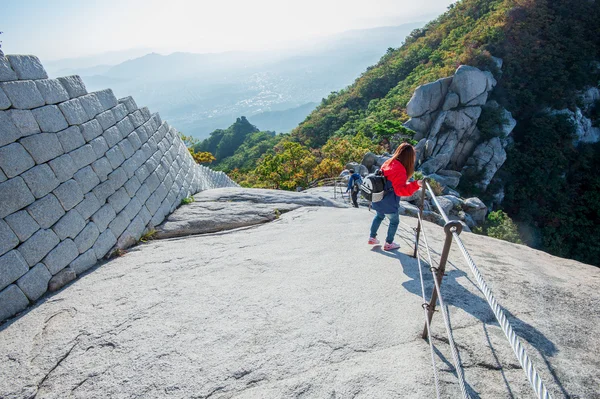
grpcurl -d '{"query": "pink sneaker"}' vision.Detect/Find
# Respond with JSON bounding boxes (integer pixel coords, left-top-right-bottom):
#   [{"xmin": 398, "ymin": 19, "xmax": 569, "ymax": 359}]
[
  {"xmin": 368, "ymin": 237, "xmax": 380, "ymax": 245},
  {"xmin": 384, "ymin": 242, "xmax": 400, "ymax": 251}
]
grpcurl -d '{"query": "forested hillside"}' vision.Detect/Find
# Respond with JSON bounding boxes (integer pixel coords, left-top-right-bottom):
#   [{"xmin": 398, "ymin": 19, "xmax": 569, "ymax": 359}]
[
  {"xmin": 291, "ymin": 0, "xmax": 600, "ymax": 264},
  {"xmin": 198, "ymin": 0, "xmax": 600, "ymax": 265}
]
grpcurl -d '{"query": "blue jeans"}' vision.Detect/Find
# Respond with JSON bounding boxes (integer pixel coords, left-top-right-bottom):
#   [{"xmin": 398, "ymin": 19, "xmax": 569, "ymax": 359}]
[{"xmin": 370, "ymin": 211, "xmax": 399, "ymax": 244}]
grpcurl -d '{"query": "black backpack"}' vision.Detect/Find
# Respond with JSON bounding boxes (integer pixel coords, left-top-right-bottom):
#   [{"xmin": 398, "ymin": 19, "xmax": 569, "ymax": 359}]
[{"xmin": 360, "ymin": 171, "xmax": 386, "ymax": 202}]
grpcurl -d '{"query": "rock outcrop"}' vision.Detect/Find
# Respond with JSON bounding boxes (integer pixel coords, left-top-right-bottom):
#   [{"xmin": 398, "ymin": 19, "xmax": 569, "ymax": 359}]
[
  {"xmin": 0, "ymin": 54, "xmax": 237, "ymax": 322},
  {"xmin": 403, "ymin": 63, "xmax": 516, "ymax": 192}
]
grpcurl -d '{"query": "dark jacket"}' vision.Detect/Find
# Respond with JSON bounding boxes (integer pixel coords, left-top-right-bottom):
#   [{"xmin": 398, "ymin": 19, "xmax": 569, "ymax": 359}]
[{"xmin": 346, "ymin": 173, "xmax": 362, "ymax": 192}]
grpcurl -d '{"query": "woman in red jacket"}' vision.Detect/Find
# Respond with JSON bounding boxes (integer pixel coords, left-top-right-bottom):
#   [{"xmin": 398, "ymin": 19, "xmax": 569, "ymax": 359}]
[{"xmin": 369, "ymin": 143, "xmax": 422, "ymax": 250}]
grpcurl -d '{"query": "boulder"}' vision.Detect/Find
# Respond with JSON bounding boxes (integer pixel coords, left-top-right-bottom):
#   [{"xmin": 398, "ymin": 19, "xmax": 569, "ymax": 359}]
[
  {"xmin": 429, "ymin": 173, "xmax": 460, "ymax": 189},
  {"xmin": 483, "ymin": 71, "xmax": 497, "ymax": 91},
  {"xmin": 463, "ymin": 197, "xmax": 487, "ymax": 224},
  {"xmin": 433, "ymin": 195, "xmax": 454, "ymax": 216},
  {"xmin": 442, "ymin": 92, "xmax": 460, "ymax": 110},
  {"xmin": 491, "ymin": 56, "xmax": 503, "ymax": 70},
  {"xmin": 360, "ymin": 152, "xmax": 378, "ymax": 171},
  {"xmin": 462, "ymin": 137, "xmax": 507, "ymax": 190},
  {"xmin": 449, "ymin": 65, "xmax": 488, "ymax": 105},
  {"xmin": 466, "ymin": 91, "xmax": 488, "ymax": 106},
  {"xmin": 449, "ymin": 125, "xmax": 481, "ymax": 169},
  {"xmin": 458, "ymin": 210, "xmax": 476, "ymax": 228},
  {"xmin": 406, "ymin": 77, "xmax": 452, "ymax": 118},
  {"xmin": 443, "ymin": 107, "xmax": 480, "ymax": 134},
  {"xmin": 345, "ymin": 162, "xmax": 368, "ymax": 176},
  {"xmin": 403, "ymin": 114, "xmax": 433, "ymax": 137},
  {"xmin": 420, "ymin": 153, "xmax": 450, "ymax": 175},
  {"xmin": 484, "ymin": 101, "xmax": 517, "ymax": 138},
  {"xmin": 414, "ymin": 138, "xmax": 427, "ymax": 164}
]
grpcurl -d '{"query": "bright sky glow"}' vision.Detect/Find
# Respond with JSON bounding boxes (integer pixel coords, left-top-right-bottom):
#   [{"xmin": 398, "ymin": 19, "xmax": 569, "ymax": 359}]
[{"xmin": 2, "ymin": 0, "xmax": 455, "ymax": 60}]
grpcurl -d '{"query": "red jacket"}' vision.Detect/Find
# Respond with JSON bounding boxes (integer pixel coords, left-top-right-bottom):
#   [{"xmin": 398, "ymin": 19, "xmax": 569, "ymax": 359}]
[{"xmin": 381, "ymin": 158, "xmax": 420, "ymax": 197}]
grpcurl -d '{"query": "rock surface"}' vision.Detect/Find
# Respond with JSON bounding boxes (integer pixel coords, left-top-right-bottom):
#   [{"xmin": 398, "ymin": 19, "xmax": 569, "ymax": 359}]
[
  {"xmin": 0, "ymin": 201, "xmax": 598, "ymax": 399},
  {"xmin": 156, "ymin": 187, "xmax": 346, "ymax": 238}
]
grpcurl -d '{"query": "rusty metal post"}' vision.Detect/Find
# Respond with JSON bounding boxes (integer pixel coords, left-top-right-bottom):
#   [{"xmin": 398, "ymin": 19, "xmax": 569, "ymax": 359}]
[
  {"xmin": 422, "ymin": 220, "xmax": 463, "ymax": 339},
  {"xmin": 412, "ymin": 178, "xmax": 428, "ymax": 258}
]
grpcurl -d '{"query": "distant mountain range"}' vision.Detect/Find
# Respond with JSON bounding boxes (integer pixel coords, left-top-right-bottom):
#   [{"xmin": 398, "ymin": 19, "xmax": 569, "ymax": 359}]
[{"xmin": 43, "ymin": 24, "xmax": 424, "ymax": 138}]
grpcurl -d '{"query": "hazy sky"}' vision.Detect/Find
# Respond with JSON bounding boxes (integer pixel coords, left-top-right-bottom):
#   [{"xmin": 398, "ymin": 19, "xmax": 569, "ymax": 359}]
[{"xmin": 2, "ymin": 0, "xmax": 456, "ymax": 60}]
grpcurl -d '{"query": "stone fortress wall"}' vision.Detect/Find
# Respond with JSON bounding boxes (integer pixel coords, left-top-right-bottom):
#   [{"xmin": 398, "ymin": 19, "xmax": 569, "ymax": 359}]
[{"xmin": 0, "ymin": 54, "xmax": 237, "ymax": 322}]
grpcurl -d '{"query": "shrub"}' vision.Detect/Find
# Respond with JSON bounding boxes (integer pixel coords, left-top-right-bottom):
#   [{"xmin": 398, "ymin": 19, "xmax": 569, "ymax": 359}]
[
  {"xmin": 180, "ymin": 196, "xmax": 195, "ymax": 205},
  {"xmin": 474, "ymin": 210, "xmax": 523, "ymax": 244}
]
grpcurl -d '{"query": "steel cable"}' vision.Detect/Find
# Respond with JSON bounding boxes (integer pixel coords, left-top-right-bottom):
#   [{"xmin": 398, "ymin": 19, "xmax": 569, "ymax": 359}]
[
  {"xmin": 417, "ymin": 213, "xmax": 471, "ymax": 399},
  {"xmin": 424, "ymin": 181, "xmax": 552, "ymax": 399}
]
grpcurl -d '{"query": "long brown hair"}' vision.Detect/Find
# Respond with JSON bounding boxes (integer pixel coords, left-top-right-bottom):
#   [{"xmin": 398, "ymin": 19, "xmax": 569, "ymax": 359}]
[{"xmin": 390, "ymin": 143, "xmax": 416, "ymax": 178}]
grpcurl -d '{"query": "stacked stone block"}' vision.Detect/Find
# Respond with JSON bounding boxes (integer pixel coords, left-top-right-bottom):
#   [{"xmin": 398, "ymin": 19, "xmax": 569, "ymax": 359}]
[{"xmin": 0, "ymin": 54, "xmax": 238, "ymax": 322}]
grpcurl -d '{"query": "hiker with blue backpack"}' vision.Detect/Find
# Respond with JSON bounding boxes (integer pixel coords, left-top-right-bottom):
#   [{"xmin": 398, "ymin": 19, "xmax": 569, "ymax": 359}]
[
  {"xmin": 345, "ymin": 169, "xmax": 363, "ymax": 208},
  {"xmin": 366, "ymin": 143, "xmax": 422, "ymax": 251}
]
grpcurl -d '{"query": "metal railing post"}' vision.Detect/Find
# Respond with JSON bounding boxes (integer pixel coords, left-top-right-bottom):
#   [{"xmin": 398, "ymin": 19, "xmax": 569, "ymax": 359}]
[
  {"xmin": 422, "ymin": 220, "xmax": 463, "ymax": 339},
  {"xmin": 412, "ymin": 178, "xmax": 428, "ymax": 258}
]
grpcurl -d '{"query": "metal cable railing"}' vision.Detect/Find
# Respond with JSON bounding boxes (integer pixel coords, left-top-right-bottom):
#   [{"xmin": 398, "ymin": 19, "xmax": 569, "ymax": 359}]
[
  {"xmin": 418, "ymin": 180, "xmax": 552, "ymax": 399},
  {"xmin": 417, "ymin": 211, "xmax": 470, "ymax": 399}
]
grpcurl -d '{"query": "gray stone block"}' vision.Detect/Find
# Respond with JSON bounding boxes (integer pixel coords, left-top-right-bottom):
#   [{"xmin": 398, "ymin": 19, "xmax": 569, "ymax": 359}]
[
  {"xmin": 27, "ymin": 194, "xmax": 65, "ymax": 229},
  {"xmin": 0, "ymin": 177, "xmax": 36, "ymax": 219},
  {"xmin": 146, "ymin": 136, "xmax": 158, "ymax": 152},
  {"xmin": 0, "ymin": 219, "xmax": 19, "ymax": 257},
  {"xmin": 107, "ymin": 168, "xmax": 127, "ymax": 192},
  {"xmin": 31, "ymin": 105, "xmax": 68, "ymax": 132},
  {"xmin": 145, "ymin": 172, "xmax": 160, "ymax": 192},
  {"xmin": 69, "ymin": 144, "xmax": 95, "ymax": 170},
  {"xmin": 3, "ymin": 210, "xmax": 38, "ymax": 244},
  {"xmin": 155, "ymin": 182, "xmax": 168, "ymax": 202},
  {"xmin": 48, "ymin": 266, "xmax": 76, "ymax": 291},
  {"xmin": 0, "ymin": 56, "xmax": 18, "ymax": 82},
  {"xmin": 58, "ymin": 98, "xmax": 89, "ymax": 125},
  {"xmin": 69, "ymin": 249, "xmax": 97, "ymax": 275},
  {"xmin": 79, "ymin": 93, "xmax": 105, "ymax": 119},
  {"xmin": 16, "ymin": 263, "xmax": 51, "ymax": 301},
  {"xmin": 7, "ymin": 55, "xmax": 48, "ymax": 80},
  {"xmin": 57, "ymin": 75, "xmax": 87, "ymax": 99},
  {"xmin": 75, "ymin": 192, "xmax": 101, "ymax": 220},
  {"xmin": 95, "ymin": 109, "xmax": 116, "ymax": 130},
  {"xmin": 18, "ymin": 228, "xmax": 60, "ymax": 266},
  {"xmin": 139, "ymin": 106, "xmax": 151, "ymax": 121},
  {"xmin": 79, "ymin": 119, "xmax": 103, "ymax": 142},
  {"xmin": 0, "ymin": 111, "xmax": 22, "ymax": 147},
  {"xmin": 108, "ymin": 187, "xmax": 130, "ymax": 214},
  {"xmin": 136, "ymin": 126, "xmax": 149, "ymax": 144},
  {"xmin": 92, "ymin": 180, "xmax": 116, "ymax": 204},
  {"xmin": 20, "ymin": 133, "xmax": 64, "ymax": 164},
  {"xmin": 0, "ymin": 285, "xmax": 29, "ymax": 321},
  {"xmin": 112, "ymin": 103, "xmax": 128, "ymax": 121},
  {"xmin": 150, "ymin": 210, "xmax": 165, "ymax": 227},
  {"xmin": 118, "ymin": 96, "xmax": 137, "ymax": 113},
  {"xmin": 95, "ymin": 89, "xmax": 118, "ymax": 110},
  {"xmin": 74, "ymin": 222, "xmax": 100, "ymax": 254},
  {"xmin": 21, "ymin": 163, "xmax": 60, "ymax": 199},
  {"xmin": 139, "ymin": 205, "xmax": 151, "ymax": 225},
  {"xmin": 118, "ymin": 139, "xmax": 135, "ymax": 158},
  {"xmin": 103, "ymin": 126, "xmax": 121, "ymax": 147},
  {"xmin": 56, "ymin": 126, "xmax": 85, "ymax": 153},
  {"xmin": 52, "ymin": 208, "xmax": 86, "ymax": 240},
  {"xmin": 134, "ymin": 164, "xmax": 150, "ymax": 183},
  {"xmin": 119, "ymin": 158, "xmax": 135, "ymax": 179},
  {"xmin": 128, "ymin": 111, "xmax": 145, "ymax": 128},
  {"xmin": 124, "ymin": 176, "xmax": 141, "ymax": 197},
  {"xmin": 108, "ymin": 212, "xmax": 129, "ymax": 238},
  {"xmin": 137, "ymin": 184, "xmax": 152, "ymax": 205},
  {"xmin": 73, "ymin": 166, "xmax": 100, "ymax": 194},
  {"xmin": 0, "ymin": 80, "xmax": 45, "ymax": 109},
  {"xmin": 145, "ymin": 192, "xmax": 161, "ymax": 214},
  {"xmin": 93, "ymin": 229, "xmax": 116, "ymax": 259},
  {"xmin": 35, "ymin": 79, "xmax": 69, "ymax": 104},
  {"xmin": 20, "ymin": 132, "xmax": 64, "ymax": 164},
  {"xmin": 116, "ymin": 117, "xmax": 135, "ymax": 138},
  {"xmin": 53, "ymin": 179, "xmax": 84, "ymax": 210},
  {"xmin": 0, "ymin": 142, "xmax": 35, "ymax": 178},
  {"xmin": 91, "ymin": 157, "xmax": 113, "ymax": 182},
  {"xmin": 8, "ymin": 109, "xmax": 41, "ymax": 136},
  {"xmin": 117, "ymin": 214, "xmax": 146, "ymax": 249},
  {"xmin": 90, "ymin": 136, "xmax": 108, "ymax": 159},
  {"xmin": 43, "ymin": 238, "xmax": 78, "ymax": 275},
  {"xmin": 127, "ymin": 131, "xmax": 142, "ymax": 151},
  {"xmin": 92, "ymin": 203, "xmax": 116, "ymax": 232},
  {"xmin": 122, "ymin": 196, "xmax": 142, "ymax": 222},
  {"xmin": 0, "ymin": 88, "xmax": 11, "ymax": 109},
  {"xmin": 132, "ymin": 148, "xmax": 148, "ymax": 165}
]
